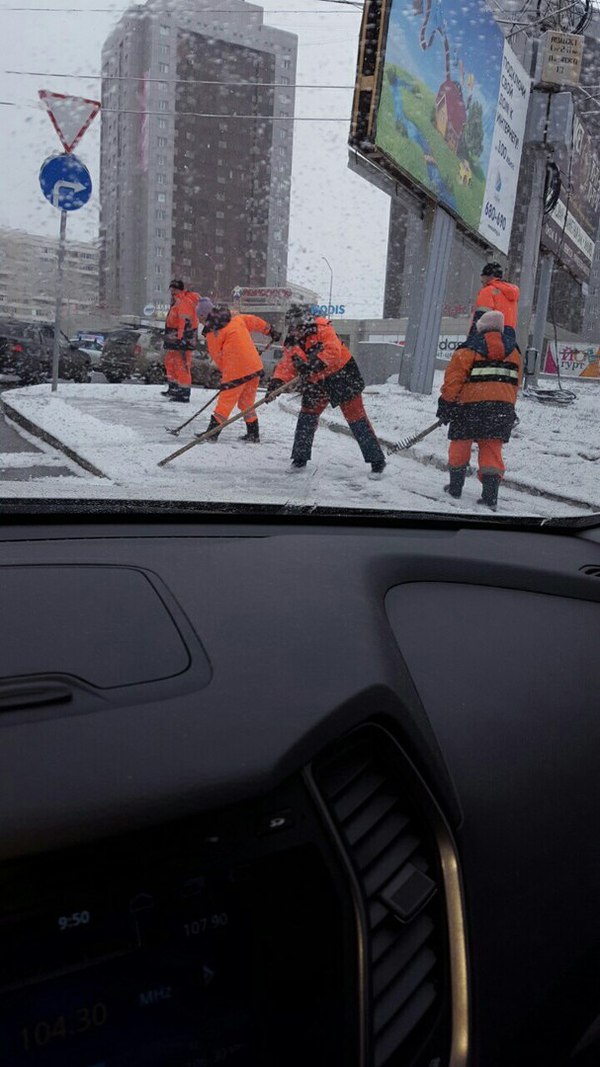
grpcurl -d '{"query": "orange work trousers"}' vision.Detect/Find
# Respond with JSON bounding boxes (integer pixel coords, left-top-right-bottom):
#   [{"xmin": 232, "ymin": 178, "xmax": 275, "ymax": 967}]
[
  {"xmin": 214, "ymin": 377, "xmax": 260, "ymax": 425},
  {"xmin": 448, "ymin": 439, "xmax": 505, "ymax": 480},
  {"xmin": 164, "ymin": 350, "xmax": 192, "ymax": 387}
]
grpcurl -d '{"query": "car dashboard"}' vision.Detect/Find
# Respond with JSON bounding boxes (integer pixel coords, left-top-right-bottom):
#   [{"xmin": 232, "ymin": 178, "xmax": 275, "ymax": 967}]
[{"xmin": 0, "ymin": 514, "xmax": 599, "ymax": 1067}]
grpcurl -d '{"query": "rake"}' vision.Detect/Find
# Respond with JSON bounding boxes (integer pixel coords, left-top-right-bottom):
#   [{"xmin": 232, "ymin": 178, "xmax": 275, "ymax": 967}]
[{"xmin": 388, "ymin": 419, "xmax": 442, "ymax": 453}]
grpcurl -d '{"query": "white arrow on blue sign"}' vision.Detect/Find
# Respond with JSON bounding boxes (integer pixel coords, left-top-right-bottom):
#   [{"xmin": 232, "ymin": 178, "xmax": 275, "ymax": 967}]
[{"xmin": 39, "ymin": 153, "xmax": 92, "ymax": 211}]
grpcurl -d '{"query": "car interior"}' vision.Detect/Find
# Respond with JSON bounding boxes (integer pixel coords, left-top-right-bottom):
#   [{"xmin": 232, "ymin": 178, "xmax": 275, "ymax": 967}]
[{"xmin": 0, "ymin": 506, "xmax": 598, "ymax": 1067}]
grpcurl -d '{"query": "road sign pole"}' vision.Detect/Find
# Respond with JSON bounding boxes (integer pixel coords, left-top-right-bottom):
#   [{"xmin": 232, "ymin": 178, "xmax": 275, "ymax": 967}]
[{"xmin": 51, "ymin": 209, "xmax": 67, "ymax": 393}]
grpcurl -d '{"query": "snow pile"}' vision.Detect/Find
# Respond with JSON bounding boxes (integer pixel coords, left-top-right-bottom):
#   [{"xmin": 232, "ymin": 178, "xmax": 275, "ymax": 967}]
[{"xmin": 6, "ymin": 387, "xmax": 139, "ymax": 447}]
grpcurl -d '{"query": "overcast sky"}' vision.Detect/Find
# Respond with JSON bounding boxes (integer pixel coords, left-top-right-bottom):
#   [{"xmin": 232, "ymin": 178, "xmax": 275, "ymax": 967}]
[{"xmin": 0, "ymin": 0, "xmax": 391, "ymax": 316}]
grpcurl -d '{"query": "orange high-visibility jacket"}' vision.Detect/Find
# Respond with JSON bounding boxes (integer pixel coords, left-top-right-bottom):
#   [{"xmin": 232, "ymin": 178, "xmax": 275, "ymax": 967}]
[
  {"xmin": 273, "ymin": 318, "xmax": 352, "ymax": 383},
  {"xmin": 166, "ymin": 289, "xmax": 200, "ymax": 341},
  {"xmin": 205, "ymin": 314, "xmax": 269, "ymax": 384},
  {"xmin": 441, "ymin": 329, "xmax": 522, "ymax": 442},
  {"xmin": 441, "ymin": 331, "xmax": 522, "ymax": 406},
  {"xmin": 475, "ymin": 279, "xmax": 520, "ymax": 329}
]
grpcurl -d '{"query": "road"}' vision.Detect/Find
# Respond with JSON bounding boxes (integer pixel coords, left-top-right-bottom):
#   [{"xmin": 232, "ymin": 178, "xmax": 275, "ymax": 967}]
[{"xmin": 0, "ymin": 384, "xmax": 81, "ymax": 483}]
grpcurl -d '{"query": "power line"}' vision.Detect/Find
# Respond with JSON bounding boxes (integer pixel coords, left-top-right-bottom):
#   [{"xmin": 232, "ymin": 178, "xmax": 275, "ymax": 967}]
[
  {"xmin": 0, "ymin": 3, "xmax": 360, "ymax": 11},
  {"xmin": 0, "ymin": 98, "xmax": 351, "ymax": 119},
  {"xmin": 504, "ymin": 0, "xmax": 587, "ymax": 36},
  {"xmin": 4, "ymin": 68, "xmax": 355, "ymax": 88}
]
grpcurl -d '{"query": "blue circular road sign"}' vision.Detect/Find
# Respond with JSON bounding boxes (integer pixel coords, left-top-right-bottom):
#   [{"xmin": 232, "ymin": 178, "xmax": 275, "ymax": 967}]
[{"xmin": 39, "ymin": 153, "xmax": 92, "ymax": 211}]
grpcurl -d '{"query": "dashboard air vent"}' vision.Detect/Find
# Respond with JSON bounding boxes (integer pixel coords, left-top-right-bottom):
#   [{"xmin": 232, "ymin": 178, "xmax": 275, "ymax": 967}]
[
  {"xmin": 312, "ymin": 728, "xmax": 447, "ymax": 1067},
  {"xmin": 580, "ymin": 565, "xmax": 600, "ymax": 578}
]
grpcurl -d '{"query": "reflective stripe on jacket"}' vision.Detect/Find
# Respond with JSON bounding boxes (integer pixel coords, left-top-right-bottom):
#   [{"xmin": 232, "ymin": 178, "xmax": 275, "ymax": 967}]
[
  {"xmin": 467, "ymin": 360, "xmax": 520, "ymax": 385},
  {"xmin": 441, "ymin": 330, "xmax": 522, "ymax": 442}
]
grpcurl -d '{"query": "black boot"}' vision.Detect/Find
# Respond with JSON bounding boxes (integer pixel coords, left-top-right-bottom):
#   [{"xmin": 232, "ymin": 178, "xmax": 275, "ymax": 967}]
[
  {"xmin": 444, "ymin": 465, "xmax": 467, "ymax": 498},
  {"xmin": 169, "ymin": 385, "xmax": 190, "ymax": 403},
  {"xmin": 195, "ymin": 414, "xmax": 222, "ymax": 441},
  {"xmin": 291, "ymin": 412, "xmax": 319, "ymax": 465},
  {"xmin": 161, "ymin": 380, "xmax": 177, "ymax": 397},
  {"xmin": 348, "ymin": 417, "xmax": 386, "ymax": 475},
  {"xmin": 477, "ymin": 473, "xmax": 501, "ymax": 511},
  {"xmin": 240, "ymin": 419, "xmax": 260, "ymax": 443}
]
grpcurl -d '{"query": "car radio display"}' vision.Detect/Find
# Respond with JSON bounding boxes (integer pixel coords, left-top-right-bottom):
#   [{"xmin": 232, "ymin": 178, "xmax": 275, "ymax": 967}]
[{"xmin": 0, "ymin": 836, "xmax": 350, "ymax": 1067}]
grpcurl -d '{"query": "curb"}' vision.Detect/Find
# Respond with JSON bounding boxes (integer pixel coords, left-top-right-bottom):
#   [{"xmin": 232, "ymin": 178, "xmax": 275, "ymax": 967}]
[
  {"xmin": 279, "ymin": 396, "xmax": 598, "ymax": 513},
  {"xmin": 1, "ymin": 397, "xmax": 107, "ymax": 479}
]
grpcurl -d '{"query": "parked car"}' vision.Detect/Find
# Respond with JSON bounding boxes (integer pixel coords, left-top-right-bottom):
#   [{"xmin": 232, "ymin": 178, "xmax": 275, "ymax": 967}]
[
  {"xmin": 0, "ymin": 319, "xmax": 92, "ymax": 385},
  {"xmin": 70, "ymin": 333, "xmax": 106, "ymax": 368},
  {"xmin": 99, "ymin": 325, "xmax": 221, "ymax": 388}
]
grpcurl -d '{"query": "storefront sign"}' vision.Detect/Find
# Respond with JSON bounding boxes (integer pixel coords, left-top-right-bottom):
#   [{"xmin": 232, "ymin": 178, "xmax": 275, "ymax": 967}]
[{"xmin": 543, "ymin": 341, "xmax": 600, "ymax": 378}]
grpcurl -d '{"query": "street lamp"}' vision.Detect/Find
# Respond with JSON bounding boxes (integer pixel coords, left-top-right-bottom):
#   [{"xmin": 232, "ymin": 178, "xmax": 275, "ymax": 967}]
[{"xmin": 321, "ymin": 255, "xmax": 333, "ymax": 313}]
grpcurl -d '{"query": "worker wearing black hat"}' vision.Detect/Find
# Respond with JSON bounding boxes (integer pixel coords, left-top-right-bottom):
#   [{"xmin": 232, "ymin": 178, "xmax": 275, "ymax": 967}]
[
  {"xmin": 163, "ymin": 279, "xmax": 201, "ymax": 402},
  {"xmin": 473, "ymin": 263, "xmax": 520, "ymax": 332}
]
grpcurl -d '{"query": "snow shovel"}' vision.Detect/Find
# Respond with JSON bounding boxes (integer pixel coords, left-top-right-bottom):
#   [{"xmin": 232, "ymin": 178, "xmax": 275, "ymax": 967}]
[
  {"xmin": 165, "ymin": 389, "xmax": 221, "ymax": 436},
  {"xmin": 157, "ymin": 375, "xmax": 300, "ymax": 468},
  {"xmin": 388, "ymin": 419, "xmax": 442, "ymax": 453}
]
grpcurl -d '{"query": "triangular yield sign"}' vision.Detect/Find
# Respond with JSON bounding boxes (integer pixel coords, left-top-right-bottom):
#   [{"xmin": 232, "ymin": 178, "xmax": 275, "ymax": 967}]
[{"xmin": 39, "ymin": 90, "xmax": 101, "ymax": 153}]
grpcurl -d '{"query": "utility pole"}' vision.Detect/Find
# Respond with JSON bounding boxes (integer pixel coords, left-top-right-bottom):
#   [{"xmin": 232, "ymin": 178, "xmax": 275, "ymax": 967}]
[
  {"xmin": 528, "ymin": 251, "xmax": 554, "ymax": 386},
  {"xmin": 512, "ymin": 16, "xmax": 582, "ymax": 369}
]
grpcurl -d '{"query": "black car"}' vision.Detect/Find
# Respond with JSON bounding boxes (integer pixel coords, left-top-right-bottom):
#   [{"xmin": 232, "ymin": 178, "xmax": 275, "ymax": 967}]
[
  {"xmin": 0, "ymin": 320, "xmax": 92, "ymax": 385},
  {"xmin": 99, "ymin": 325, "xmax": 222, "ymax": 388}
]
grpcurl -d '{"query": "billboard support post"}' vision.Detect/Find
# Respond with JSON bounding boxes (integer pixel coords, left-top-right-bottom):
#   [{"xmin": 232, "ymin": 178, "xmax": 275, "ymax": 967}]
[
  {"xmin": 402, "ymin": 205, "xmax": 456, "ymax": 395},
  {"xmin": 530, "ymin": 252, "xmax": 554, "ymax": 386}
]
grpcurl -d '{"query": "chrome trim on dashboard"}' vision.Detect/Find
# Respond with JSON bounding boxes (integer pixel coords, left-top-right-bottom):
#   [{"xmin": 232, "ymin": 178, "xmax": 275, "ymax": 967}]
[{"xmin": 435, "ymin": 814, "xmax": 469, "ymax": 1067}]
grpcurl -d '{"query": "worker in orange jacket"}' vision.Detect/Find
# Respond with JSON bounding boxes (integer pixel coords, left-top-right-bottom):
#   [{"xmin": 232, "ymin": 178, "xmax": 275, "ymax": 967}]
[
  {"xmin": 436, "ymin": 310, "xmax": 522, "ymax": 511},
  {"xmin": 265, "ymin": 304, "xmax": 386, "ymax": 477},
  {"xmin": 196, "ymin": 299, "xmax": 278, "ymax": 442},
  {"xmin": 163, "ymin": 279, "xmax": 201, "ymax": 403},
  {"xmin": 473, "ymin": 262, "xmax": 520, "ymax": 333}
]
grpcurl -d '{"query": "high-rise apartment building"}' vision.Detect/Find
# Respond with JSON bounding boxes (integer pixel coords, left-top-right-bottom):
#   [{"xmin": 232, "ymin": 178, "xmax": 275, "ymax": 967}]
[{"xmin": 100, "ymin": 0, "xmax": 297, "ymax": 317}]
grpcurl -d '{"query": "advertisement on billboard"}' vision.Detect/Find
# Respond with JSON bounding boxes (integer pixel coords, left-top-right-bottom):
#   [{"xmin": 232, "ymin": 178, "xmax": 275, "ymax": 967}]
[
  {"xmin": 542, "ymin": 114, "xmax": 600, "ymax": 281},
  {"xmin": 351, "ymin": 0, "xmax": 530, "ymax": 254},
  {"xmin": 542, "ymin": 341, "xmax": 600, "ymax": 378}
]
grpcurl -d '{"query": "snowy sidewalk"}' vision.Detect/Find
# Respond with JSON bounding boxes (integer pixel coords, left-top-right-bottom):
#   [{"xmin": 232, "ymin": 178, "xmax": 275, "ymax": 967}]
[{"xmin": 1, "ymin": 377, "xmax": 598, "ymax": 516}]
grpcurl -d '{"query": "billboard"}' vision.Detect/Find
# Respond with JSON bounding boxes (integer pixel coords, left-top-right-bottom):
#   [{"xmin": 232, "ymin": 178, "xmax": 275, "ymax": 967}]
[
  {"xmin": 350, "ymin": 0, "xmax": 530, "ymax": 253},
  {"xmin": 231, "ymin": 285, "xmax": 319, "ymax": 312},
  {"xmin": 542, "ymin": 114, "xmax": 600, "ymax": 281}
]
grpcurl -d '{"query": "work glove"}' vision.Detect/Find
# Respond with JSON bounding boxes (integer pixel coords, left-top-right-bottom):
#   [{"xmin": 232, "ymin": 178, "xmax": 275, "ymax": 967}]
[
  {"xmin": 264, "ymin": 377, "xmax": 285, "ymax": 403},
  {"xmin": 303, "ymin": 344, "xmax": 327, "ymax": 375},
  {"xmin": 293, "ymin": 344, "xmax": 327, "ymax": 379},
  {"xmin": 268, "ymin": 327, "xmax": 282, "ymax": 343},
  {"xmin": 436, "ymin": 398, "xmax": 459, "ymax": 425},
  {"xmin": 163, "ymin": 328, "xmax": 179, "ymax": 351}
]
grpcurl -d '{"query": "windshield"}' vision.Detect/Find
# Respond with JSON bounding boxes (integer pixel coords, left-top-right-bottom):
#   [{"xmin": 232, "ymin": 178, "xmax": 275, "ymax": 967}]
[{"xmin": 0, "ymin": 0, "xmax": 598, "ymax": 522}]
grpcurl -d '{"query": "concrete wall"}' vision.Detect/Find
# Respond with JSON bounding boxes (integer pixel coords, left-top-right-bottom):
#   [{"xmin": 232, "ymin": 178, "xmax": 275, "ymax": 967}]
[{"xmin": 355, "ymin": 342, "xmax": 404, "ymax": 385}]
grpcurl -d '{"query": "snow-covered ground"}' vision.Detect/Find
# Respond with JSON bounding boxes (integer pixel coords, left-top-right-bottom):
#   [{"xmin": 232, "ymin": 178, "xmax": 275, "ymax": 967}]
[{"xmin": 1, "ymin": 375, "xmax": 599, "ymax": 517}]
